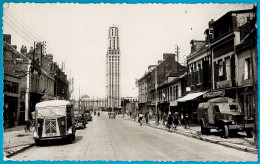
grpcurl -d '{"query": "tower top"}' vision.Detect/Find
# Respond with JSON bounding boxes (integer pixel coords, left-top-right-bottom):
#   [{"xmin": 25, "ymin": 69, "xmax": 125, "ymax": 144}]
[{"xmin": 107, "ymin": 26, "xmax": 120, "ymax": 54}]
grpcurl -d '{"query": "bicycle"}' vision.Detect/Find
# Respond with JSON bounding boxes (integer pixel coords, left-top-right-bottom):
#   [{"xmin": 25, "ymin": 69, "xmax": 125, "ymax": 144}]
[{"xmin": 24, "ymin": 119, "xmax": 35, "ymax": 132}]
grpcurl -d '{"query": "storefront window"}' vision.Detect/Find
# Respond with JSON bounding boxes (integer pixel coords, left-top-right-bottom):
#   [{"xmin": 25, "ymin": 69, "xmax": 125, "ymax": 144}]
[{"xmin": 4, "ymin": 80, "xmax": 19, "ymax": 94}]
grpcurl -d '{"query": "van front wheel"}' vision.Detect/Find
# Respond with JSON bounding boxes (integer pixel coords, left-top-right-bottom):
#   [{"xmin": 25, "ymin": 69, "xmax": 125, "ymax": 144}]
[
  {"xmin": 246, "ymin": 129, "xmax": 253, "ymax": 138},
  {"xmin": 221, "ymin": 125, "xmax": 229, "ymax": 138},
  {"xmin": 68, "ymin": 135, "xmax": 73, "ymax": 144}
]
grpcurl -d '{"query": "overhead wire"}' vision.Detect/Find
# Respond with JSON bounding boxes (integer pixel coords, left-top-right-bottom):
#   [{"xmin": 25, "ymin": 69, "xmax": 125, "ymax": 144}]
[
  {"xmin": 3, "ymin": 20, "xmax": 34, "ymax": 45},
  {"xmin": 177, "ymin": 4, "xmax": 254, "ymax": 62},
  {"xmin": 3, "ymin": 16, "xmax": 36, "ymax": 44},
  {"xmin": 4, "ymin": 8, "xmax": 53, "ymax": 55},
  {"xmin": 4, "ymin": 10, "xmax": 41, "ymax": 42}
]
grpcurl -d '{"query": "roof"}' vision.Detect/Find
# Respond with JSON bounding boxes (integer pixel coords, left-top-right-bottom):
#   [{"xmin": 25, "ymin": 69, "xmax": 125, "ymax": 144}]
[
  {"xmin": 177, "ymin": 91, "xmax": 207, "ymax": 102},
  {"xmin": 212, "ymin": 8, "xmax": 255, "ymax": 26},
  {"xmin": 207, "ymin": 97, "xmax": 235, "ymax": 103},
  {"xmin": 35, "ymin": 100, "xmax": 72, "ymax": 108}
]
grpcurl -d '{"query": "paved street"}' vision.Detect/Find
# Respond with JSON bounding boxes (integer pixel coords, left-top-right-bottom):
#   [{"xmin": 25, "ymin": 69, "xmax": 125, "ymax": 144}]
[{"xmin": 11, "ymin": 112, "xmax": 258, "ymax": 161}]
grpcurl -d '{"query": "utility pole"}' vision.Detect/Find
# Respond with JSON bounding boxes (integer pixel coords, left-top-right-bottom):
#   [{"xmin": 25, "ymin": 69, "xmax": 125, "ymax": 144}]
[
  {"xmin": 155, "ymin": 66, "xmax": 159, "ymax": 125},
  {"xmin": 78, "ymin": 86, "xmax": 80, "ymax": 112},
  {"xmin": 175, "ymin": 45, "xmax": 180, "ymax": 71},
  {"xmin": 25, "ymin": 60, "xmax": 32, "ymax": 121}
]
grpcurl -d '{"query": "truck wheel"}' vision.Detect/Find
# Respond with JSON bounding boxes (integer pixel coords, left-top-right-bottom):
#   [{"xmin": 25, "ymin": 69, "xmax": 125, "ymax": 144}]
[
  {"xmin": 205, "ymin": 128, "xmax": 210, "ymax": 135},
  {"xmin": 246, "ymin": 130, "xmax": 253, "ymax": 138},
  {"xmin": 221, "ymin": 125, "xmax": 229, "ymax": 138},
  {"xmin": 68, "ymin": 135, "xmax": 73, "ymax": 144},
  {"xmin": 35, "ymin": 140, "xmax": 41, "ymax": 146}
]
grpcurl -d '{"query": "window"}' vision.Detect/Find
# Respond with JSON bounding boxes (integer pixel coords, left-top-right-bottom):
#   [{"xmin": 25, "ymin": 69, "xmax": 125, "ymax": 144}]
[
  {"xmin": 245, "ymin": 58, "xmax": 251, "ymax": 80},
  {"xmin": 176, "ymin": 86, "xmax": 178, "ymax": 99},
  {"xmin": 214, "ymin": 105, "xmax": 220, "ymax": 113},
  {"xmin": 225, "ymin": 58, "xmax": 231, "ymax": 80},
  {"xmin": 218, "ymin": 60, "xmax": 223, "ymax": 77},
  {"xmin": 4, "ymin": 81, "xmax": 19, "ymax": 94}
]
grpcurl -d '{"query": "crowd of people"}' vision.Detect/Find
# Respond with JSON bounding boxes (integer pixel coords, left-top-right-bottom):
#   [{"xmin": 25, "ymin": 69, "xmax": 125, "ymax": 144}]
[{"xmin": 130, "ymin": 111, "xmax": 190, "ymax": 130}]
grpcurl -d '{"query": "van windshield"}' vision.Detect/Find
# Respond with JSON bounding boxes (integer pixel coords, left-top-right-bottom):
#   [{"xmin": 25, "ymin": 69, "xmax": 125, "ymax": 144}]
[
  {"xmin": 215, "ymin": 103, "xmax": 240, "ymax": 112},
  {"xmin": 37, "ymin": 107, "xmax": 66, "ymax": 117}
]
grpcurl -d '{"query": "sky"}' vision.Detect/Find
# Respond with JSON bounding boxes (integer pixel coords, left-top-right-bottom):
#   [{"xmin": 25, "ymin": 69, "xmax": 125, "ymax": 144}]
[{"xmin": 3, "ymin": 3, "xmax": 254, "ymax": 100}]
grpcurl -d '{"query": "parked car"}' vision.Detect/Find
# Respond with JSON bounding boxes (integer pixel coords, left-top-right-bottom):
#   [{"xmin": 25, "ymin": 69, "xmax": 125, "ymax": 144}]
[
  {"xmin": 74, "ymin": 111, "xmax": 87, "ymax": 129},
  {"xmin": 109, "ymin": 112, "xmax": 116, "ymax": 118},
  {"xmin": 197, "ymin": 97, "xmax": 254, "ymax": 138},
  {"xmin": 85, "ymin": 110, "xmax": 93, "ymax": 121},
  {"xmin": 33, "ymin": 100, "xmax": 76, "ymax": 145}
]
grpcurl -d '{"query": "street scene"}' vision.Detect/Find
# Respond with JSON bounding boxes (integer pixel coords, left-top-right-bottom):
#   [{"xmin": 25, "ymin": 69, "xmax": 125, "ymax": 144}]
[{"xmin": 2, "ymin": 3, "xmax": 258, "ymax": 161}]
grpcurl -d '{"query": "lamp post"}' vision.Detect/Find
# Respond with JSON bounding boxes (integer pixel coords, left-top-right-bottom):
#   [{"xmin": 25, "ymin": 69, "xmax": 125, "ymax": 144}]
[{"xmin": 25, "ymin": 60, "xmax": 32, "ymax": 121}]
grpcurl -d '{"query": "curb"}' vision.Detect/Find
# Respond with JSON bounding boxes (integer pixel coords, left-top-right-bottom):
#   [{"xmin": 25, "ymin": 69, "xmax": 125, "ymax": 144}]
[
  {"xmin": 120, "ymin": 117, "xmax": 258, "ymax": 154},
  {"xmin": 5, "ymin": 143, "xmax": 35, "ymax": 158}
]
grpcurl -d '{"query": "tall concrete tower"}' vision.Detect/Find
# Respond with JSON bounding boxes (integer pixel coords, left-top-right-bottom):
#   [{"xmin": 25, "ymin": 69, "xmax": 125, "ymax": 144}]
[{"xmin": 106, "ymin": 26, "xmax": 121, "ymax": 109}]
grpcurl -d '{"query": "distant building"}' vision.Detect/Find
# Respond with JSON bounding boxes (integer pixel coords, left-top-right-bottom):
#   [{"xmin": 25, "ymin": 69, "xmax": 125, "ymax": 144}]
[
  {"xmin": 138, "ymin": 53, "xmax": 186, "ymax": 119},
  {"xmin": 106, "ymin": 26, "xmax": 121, "ymax": 108}
]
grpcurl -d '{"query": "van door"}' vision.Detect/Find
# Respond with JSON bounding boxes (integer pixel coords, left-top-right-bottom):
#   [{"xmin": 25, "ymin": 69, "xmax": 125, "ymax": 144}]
[{"xmin": 214, "ymin": 105, "xmax": 221, "ymax": 123}]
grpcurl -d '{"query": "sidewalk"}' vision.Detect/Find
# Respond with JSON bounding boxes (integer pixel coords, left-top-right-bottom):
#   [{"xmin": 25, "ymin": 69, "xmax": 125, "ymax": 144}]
[
  {"xmin": 119, "ymin": 115, "xmax": 258, "ymax": 154},
  {"xmin": 3, "ymin": 126, "xmax": 35, "ymax": 158}
]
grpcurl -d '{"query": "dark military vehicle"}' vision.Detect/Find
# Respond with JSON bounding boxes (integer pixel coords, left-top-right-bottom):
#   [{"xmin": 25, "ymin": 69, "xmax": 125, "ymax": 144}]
[{"xmin": 197, "ymin": 97, "xmax": 254, "ymax": 138}]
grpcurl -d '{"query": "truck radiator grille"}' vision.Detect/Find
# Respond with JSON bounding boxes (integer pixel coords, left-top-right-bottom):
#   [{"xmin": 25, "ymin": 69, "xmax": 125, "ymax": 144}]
[{"xmin": 45, "ymin": 119, "xmax": 57, "ymax": 134}]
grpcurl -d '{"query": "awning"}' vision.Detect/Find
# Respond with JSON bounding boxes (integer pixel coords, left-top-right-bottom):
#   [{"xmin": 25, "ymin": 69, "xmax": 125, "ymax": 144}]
[{"xmin": 177, "ymin": 91, "xmax": 207, "ymax": 102}]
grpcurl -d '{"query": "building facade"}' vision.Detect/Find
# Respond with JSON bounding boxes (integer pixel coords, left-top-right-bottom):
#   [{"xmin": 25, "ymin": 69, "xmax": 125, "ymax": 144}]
[
  {"xmin": 106, "ymin": 26, "xmax": 121, "ymax": 108},
  {"xmin": 3, "ymin": 34, "xmax": 71, "ymax": 127},
  {"xmin": 138, "ymin": 53, "xmax": 186, "ymax": 119}
]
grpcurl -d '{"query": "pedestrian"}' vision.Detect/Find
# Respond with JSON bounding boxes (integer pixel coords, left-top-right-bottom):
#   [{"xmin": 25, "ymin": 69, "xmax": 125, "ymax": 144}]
[
  {"xmin": 173, "ymin": 113, "xmax": 180, "ymax": 130},
  {"xmin": 184, "ymin": 114, "xmax": 189, "ymax": 129},
  {"xmin": 145, "ymin": 112, "xmax": 149, "ymax": 124},
  {"xmin": 167, "ymin": 114, "xmax": 173, "ymax": 132},
  {"xmin": 163, "ymin": 113, "xmax": 167, "ymax": 126},
  {"xmin": 130, "ymin": 112, "xmax": 132, "ymax": 117},
  {"xmin": 138, "ymin": 112, "xmax": 143, "ymax": 125}
]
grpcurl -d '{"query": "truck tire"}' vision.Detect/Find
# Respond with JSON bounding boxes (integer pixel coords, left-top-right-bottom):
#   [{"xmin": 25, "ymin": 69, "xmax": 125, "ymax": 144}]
[
  {"xmin": 221, "ymin": 125, "xmax": 229, "ymax": 138},
  {"xmin": 35, "ymin": 140, "xmax": 41, "ymax": 146},
  {"xmin": 246, "ymin": 129, "xmax": 253, "ymax": 138},
  {"xmin": 205, "ymin": 128, "xmax": 210, "ymax": 135},
  {"xmin": 68, "ymin": 135, "xmax": 73, "ymax": 144}
]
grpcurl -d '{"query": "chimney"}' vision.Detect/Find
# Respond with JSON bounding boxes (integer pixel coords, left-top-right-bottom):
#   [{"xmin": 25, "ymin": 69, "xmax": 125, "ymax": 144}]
[
  {"xmin": 20, "ymin": 45, "xmax": 27, "ymax": 54},
  {"xmin": 163, "ymin": 53, "xmax": 175, "ymax": 60},
  {"xmin": 29, "ymin": 47, "xmax": 34, "ymax": 53},
  {"xmin": 3, "ymin": 34, "xmax": 11, "ymax": 45}
]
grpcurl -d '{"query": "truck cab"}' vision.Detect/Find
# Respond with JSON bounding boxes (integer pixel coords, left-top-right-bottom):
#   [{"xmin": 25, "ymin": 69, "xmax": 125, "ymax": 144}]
[{"xmin": 197, "ymin": 97, "xmax": 254, "ymax": 138}]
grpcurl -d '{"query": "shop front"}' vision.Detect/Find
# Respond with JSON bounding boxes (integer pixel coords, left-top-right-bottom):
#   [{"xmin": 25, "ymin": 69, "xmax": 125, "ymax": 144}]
[
  {"xmin": 177, "ymin": 91, "xmax": 207, "ymax": 124},
  {"xmin": 3, "ymin": 74, "xmax": 20, "ymax": 128}
]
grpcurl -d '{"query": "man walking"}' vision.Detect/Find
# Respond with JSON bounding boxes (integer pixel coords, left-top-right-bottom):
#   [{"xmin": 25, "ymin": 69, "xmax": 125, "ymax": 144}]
[
  {"xmin": 173, "ymin": 112, "xmax": 180, "ymax": 130},
  {"xmin": 184, "ymin": 114, "xmax": 189, "ymax": 129},
  {"xmin": 145, "ymin": 112, "xmax": 149, "ymax": 124},
  {"xmin": 138, "ymin": 112, "xmax": 143, "ymax": 125},
  {"xmin": 167, "ymin": 114, "xmax": 173, "ymax": 131}
]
